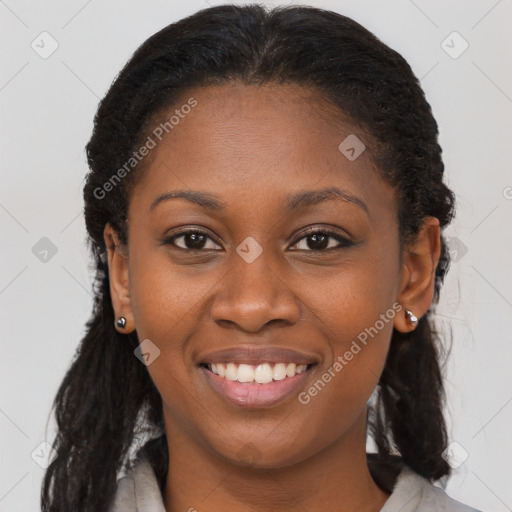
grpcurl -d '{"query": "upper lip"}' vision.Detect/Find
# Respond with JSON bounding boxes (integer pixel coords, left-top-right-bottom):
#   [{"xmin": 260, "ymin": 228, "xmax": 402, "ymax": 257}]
[{"xmin": 198, "ymin": 345, "xmax": 321, "ymax": 366}]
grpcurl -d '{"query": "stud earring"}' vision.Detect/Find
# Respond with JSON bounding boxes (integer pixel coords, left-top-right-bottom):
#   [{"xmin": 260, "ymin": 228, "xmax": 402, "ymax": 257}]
[
  {"xmin": 116, "ymin": 316, "xmax": 127, "ymax": 329},
  {"xmin": 404, "ymin": 309, "xmax": 418, "ymax": 328}
]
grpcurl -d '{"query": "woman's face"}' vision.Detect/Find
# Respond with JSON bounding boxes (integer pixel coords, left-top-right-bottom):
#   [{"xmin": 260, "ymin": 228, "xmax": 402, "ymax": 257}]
[{"xmin": 112, "ymin": 83, "xmax": 407, "ymax": 467}]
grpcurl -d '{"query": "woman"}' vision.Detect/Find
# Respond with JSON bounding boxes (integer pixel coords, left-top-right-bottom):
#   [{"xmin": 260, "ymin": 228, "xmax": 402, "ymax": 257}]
[{"xmin": 41, "ymin": 4, "xmax": 482, "ymax": 511}]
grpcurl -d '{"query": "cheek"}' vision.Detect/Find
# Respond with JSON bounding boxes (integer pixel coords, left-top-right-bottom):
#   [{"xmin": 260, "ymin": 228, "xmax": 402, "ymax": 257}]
[
  {"xmin": 311, "ymin": 246, "xmax": 400, "ymax": 352},
  {"xmin": 127, "ymin": 252, "xmax": 210, "ymax": 342},
  {"xmin": 292, "ymin": 314, "xmax": 393, "ymax": 459},
  {"xmin": 294, "ymin": 253, "xmax": 398, "ymax": 428}
]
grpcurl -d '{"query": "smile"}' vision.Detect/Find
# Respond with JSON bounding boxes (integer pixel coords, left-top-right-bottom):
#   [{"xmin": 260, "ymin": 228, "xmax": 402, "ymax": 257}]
[
  {"xmin": 204, "ymin": 362, "xmax": 311, "ymax": 383},
  {"xmin": 199, "ymin": 362, "xmax": 317, "ymax": 408}
]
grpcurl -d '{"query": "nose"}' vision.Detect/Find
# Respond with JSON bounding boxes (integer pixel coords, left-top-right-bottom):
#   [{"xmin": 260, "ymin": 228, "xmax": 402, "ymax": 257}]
[{"xmin": 210, "ymin": 250, "xmax": 300, "ymax": 333}]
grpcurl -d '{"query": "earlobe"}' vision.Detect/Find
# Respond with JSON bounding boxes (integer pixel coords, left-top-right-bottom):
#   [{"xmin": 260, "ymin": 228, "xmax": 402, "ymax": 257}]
[
  {"xmin": 104, "ymin": 223, "xmax": 136, "ymax": 334},
  {"xmin": 393, "ymin": 217, "xmax": 441, "ymax": 333}
]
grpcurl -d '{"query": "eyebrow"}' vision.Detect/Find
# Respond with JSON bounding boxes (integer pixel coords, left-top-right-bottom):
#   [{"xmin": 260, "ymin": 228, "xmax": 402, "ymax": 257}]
[{"xmin": 149, "ymin": 187, "xmax": 368, "ymax": 214}]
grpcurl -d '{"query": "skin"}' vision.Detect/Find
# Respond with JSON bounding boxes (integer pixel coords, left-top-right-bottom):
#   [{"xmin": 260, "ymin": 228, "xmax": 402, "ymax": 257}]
[{"xmin": 104, "ymin": 83, "xmax": 441, "ymax": 512}]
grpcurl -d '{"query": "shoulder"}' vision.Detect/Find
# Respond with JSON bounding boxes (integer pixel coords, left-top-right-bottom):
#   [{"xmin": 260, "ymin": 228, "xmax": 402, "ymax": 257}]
[
  {"xmin": 108, "ymin": 469, "xmax": 136, "ymax": 512},
  {"xmin": 108, "ymin": 455, "xmax": 166, "ymax": 512},
  {"xmin": 380, "ymin": 465, "xmax": 483, "ymax": 512}
]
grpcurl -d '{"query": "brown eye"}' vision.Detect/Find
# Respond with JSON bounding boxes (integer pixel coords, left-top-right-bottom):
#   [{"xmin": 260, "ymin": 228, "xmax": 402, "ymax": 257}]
[
  {"xmin": 290, "ymin": 228, "xmax": 353, "ymax": 252},
  {"xmin": 164, "ymin": 229, "xmax": 221, "ymax": 251}
]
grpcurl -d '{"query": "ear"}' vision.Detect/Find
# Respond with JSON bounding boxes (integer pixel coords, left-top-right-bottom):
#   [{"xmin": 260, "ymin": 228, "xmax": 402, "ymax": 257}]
[
  {"xmin": 394, "ymin": 217, "xmax": 441, "ymax": 333},
  {"xmin": 104, "ymin": 223, "xmax": 136, "ymax": 334}
]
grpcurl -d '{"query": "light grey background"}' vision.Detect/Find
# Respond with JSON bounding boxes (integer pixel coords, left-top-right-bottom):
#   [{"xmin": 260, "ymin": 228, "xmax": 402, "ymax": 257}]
[{"xmin": 1, "ymin": 0, "xmax": 511, "ymax": 510}]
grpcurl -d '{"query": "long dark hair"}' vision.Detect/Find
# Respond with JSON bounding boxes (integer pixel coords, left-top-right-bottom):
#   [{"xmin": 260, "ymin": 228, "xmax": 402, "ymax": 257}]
[{"xmin": 41, "ymin": 4, "xmax": 455, "ymax": 510}]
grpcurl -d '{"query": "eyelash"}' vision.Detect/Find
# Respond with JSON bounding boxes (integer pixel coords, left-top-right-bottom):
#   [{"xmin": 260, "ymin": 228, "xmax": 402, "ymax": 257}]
[{"xmin": 162, "ymin": 227, "xmax": 354, "ymax": 252}]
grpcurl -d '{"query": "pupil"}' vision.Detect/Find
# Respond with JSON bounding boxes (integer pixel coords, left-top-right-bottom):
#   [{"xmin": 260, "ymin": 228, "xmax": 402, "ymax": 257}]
[
  {"xmin": 187, "ymin": 233, "xmax": 205, "ymax": 249},
  {"xmin": 309, "ymin": 234, "xmax": 327, "ymax": 250}
]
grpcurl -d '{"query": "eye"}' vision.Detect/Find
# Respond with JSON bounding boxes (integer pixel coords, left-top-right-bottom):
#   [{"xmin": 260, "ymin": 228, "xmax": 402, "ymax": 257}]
[
  {"xmin": 163, "ymin": 229, "xmax": 221, "ymax": 251},
  {"xmin": 289, "ymin": 227, "xmax": 354, "ymax": 252},
  {"xmin": 163, "ymin": 227, "xmax": 354, "ymax": 253}
]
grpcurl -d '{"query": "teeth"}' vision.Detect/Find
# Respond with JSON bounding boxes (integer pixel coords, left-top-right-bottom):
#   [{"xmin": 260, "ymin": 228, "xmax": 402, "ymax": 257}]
[
  {"xmin": 225, "ymin": 363, "xmax": 238, "ymax": 381},
  {"xmin": 273, "ymin": 363, "xmax": 287, "ymax": 381},
  {"xmin": 286, "ymin": 363, "xmax": 296, "ymax": 377},
  {"xmin": 237, "ymin": 363, "xmax": 256, "ymax": 383},
  {"xmin": 255, "ymin": 363, "xmax": 273, "ymax": 384},
  {"xmin": 208, "ymin": 362, "xmax": 309, "ymax": 383},
  {"xmin": 217, "ymin": 363, "xmax": 226, "ymax": 378}
]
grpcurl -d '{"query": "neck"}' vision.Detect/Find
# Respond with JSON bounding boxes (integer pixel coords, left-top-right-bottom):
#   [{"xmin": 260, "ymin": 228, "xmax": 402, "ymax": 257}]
[{"xmin": 163, "ymin": 411, "xmax": 390, "ymax": 512}]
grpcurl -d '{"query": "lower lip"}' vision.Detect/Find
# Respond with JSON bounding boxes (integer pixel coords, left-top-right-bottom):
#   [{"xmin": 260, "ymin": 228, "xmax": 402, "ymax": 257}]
[{"xmin": 200, "ymin": 365, "xmax": 314, "ymax": 408}]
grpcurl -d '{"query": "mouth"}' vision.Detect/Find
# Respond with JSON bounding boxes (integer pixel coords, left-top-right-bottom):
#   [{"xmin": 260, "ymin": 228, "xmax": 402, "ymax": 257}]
[
  {"xmin": 200, "ymin": 362, "xmax": 315, "ymax": 382},
  {"xmin": 199, "ymin": 362, "xmax": 317, "ymax": 408}
]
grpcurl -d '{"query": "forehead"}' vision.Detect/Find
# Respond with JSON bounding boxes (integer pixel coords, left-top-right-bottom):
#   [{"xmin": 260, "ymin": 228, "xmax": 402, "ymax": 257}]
[{"xmin": 129, "ymin": 82, "xmax": 395, "ymax": 222}]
